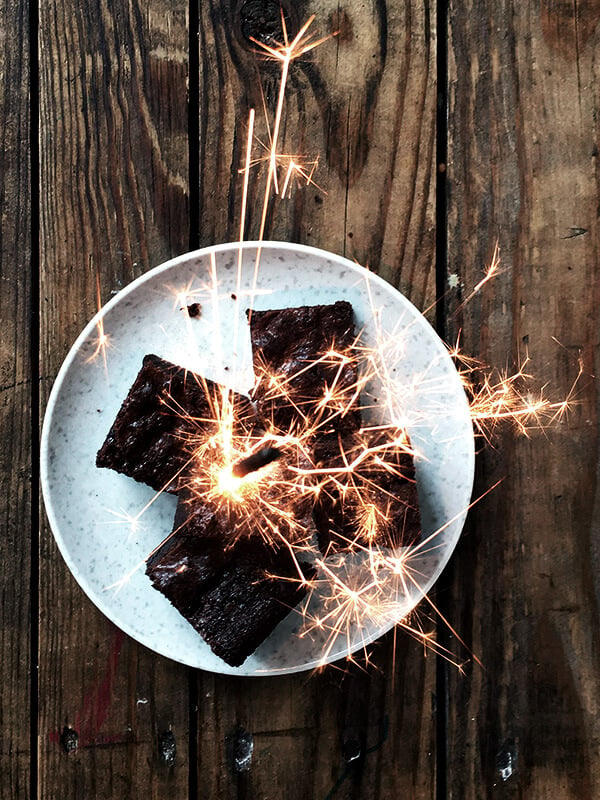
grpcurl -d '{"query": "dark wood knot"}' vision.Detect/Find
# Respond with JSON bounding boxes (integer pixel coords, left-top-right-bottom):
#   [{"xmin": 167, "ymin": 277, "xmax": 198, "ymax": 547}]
[
  {"xmin": 158, "ymin": 729, "xmax": 176, "ymax": 767},
  {"xmin": 59, "ymin": 726, "xmax": 79, "ymax": 754},
  {"xmin": 226, "ymin": 726, "xmax": 254, "ymax": 773},
  {"xmin": 236, "ymin": 0, "xmax": 296, "ymax": 48}
]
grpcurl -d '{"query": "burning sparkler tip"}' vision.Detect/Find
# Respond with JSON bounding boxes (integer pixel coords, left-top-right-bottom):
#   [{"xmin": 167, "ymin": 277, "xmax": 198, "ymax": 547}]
[{"xmin": 232, "ymin": 446, "xmax": 283, "ymax": 478}]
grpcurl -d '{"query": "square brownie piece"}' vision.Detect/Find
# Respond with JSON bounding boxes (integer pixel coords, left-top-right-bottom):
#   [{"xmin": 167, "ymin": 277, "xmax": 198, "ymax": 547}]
[
  {"xmin": 96, "ymin": 354, "xmax": 254, "ymax": 492},
  {"xmin": 146, "ymin": 492, "xmax": 316, "ymax": 667},
  {"xmin": 188, "ymin": 543, "xmax": 316, "ymax": 667},
  {"xmin": 248, "ymin": 301, "xmax": 360, "ymax": 434}
]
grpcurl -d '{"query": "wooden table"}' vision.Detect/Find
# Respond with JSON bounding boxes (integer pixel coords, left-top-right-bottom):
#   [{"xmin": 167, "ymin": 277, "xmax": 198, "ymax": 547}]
[{"xmin": 3, "ymin": 0, "xmax": 598, "ymax": 796}]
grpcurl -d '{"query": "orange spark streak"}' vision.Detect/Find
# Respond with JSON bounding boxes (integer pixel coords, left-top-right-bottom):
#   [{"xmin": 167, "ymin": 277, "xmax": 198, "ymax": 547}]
[
  {"xmin": 236, "ymin": 109, "xmax": 256, "ymax": 334},
  {"xmin": 85, "ymin": 274, "xmax": 111, "ymax": 375},
  {"xmin": 450, "ymin": 340, "xmax": 583, "ymax": 442},
  {"xmin": 243, "ymin": 14, "xmax": 335, "ymax": 288},
  {"xmin": 454, "ymin": 240, "xmax": 506, "ymax": 313}
]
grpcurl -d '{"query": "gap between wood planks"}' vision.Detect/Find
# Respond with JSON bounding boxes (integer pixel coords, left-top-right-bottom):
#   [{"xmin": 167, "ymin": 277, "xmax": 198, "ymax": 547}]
[
  {"xmin": 29, "ymin": 0, "xmax": 40, "ymax": 796},
  {"xmin": 187, "ymin": 1, "xmax": 200, "ymax": 796},
  {"xmin": 435, "ymin": 2, "xmax": 450, "ymax": 799}
]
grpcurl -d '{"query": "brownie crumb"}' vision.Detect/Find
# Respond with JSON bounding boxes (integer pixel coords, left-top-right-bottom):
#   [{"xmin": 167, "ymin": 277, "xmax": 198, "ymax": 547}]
[{"xmin": 184, "ymin": 302, "xmax": 202, "ymax": 318}]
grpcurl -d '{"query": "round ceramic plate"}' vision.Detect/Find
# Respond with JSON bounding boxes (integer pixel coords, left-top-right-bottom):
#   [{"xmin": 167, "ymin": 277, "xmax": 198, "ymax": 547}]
[{"xmin": 41, "ymin": 241, "xmax": 475, "ymax": 676}]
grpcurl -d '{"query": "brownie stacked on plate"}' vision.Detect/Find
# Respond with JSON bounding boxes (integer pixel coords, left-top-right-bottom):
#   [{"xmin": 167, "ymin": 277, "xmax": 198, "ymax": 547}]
[
  {"xmin": 96, "ymin": 301, "xmax": 420, "ymax": 667},
  {"xmin": 248, "ymin": 301, "xmax": 420, "ymax": 555},
  {"xmin": 96, "ymin": 353, "xmax": 315, "ymax": 667}
]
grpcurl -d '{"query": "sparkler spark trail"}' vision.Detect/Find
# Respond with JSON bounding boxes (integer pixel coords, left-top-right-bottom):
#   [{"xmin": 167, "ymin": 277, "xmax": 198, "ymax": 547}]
[
  {"xmin": 449, "ymin": 338, "xmax": 583, "ymax": 443},
  {"xmin": 454, "ymin": 240, "xmax": 506, "ymax": 313},
  {"xmin": 86, "ymin": 274, "xmax": 111, "ymax": 375},
  {"xmin": 245, "ymin": 14, "xmax": 334, "ymax": 246}
]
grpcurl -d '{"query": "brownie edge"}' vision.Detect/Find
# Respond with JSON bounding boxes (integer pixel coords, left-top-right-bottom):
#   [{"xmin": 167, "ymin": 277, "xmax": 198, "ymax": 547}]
[
  {"xmin": 96, "ymin": 354, "xmax": 253, "ymax": 493},
  {"xmin": 248, "ymin": 301, "xmax": 360, "ymax": 433},
  {"xmin": 189, "ymin": 547, "xmax": 316, "ymax": 667}
]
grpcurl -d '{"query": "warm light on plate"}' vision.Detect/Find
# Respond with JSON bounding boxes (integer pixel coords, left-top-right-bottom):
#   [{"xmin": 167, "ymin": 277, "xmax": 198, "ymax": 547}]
[{"xmin": 40, "ymin": 241, "xmax": 475, "ymax": 676}]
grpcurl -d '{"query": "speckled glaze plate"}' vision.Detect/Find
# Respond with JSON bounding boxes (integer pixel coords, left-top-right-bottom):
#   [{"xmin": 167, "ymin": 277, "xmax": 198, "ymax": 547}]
[{"xmin": 41, "ymin": 241, "xmax": 474, "ymax": 676}]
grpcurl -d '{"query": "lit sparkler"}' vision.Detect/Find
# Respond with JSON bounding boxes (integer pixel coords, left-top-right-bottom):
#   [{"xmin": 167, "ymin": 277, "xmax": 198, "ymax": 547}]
[
  {"xmin": 91, "ymin": 15, "xmax": 578, "ymax": 671},
  {"xmin": 450, "ymin": 339, "xmax": 583, "ymax": 442}
]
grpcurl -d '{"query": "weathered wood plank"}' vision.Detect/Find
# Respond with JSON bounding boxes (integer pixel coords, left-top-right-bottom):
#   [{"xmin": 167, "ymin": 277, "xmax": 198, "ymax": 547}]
[
  {"xmin": 38, "ymin": 0, "xmax": 191, "ymax": 796},
  {"xmin": 193, "ymin": 2, "xmax": 438, "ymax": 797},
  {"xmin": 196, "ymin": 634, "xmax": 436, "ymax": 799},
  {"xmin": 446, "ymin": 1, "xmax": 600, "ymax": 796},
  {"xmin": 0, "ymin": 0, "xmax": 31, "ymax": 796},
  {"xmin": 196, "ymin": 0, "xmax": 437, "ymax": 312}
]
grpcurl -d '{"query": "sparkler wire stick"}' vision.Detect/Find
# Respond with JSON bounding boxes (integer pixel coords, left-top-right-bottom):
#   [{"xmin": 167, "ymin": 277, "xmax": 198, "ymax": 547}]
[{"xmin": 233, "ymin": 108, "xmax": 256, "ymax": 357}]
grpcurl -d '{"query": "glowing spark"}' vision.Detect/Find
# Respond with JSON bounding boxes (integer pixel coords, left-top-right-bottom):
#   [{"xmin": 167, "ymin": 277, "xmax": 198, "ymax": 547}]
[
  {"xmin": 450, "ymin": 342, "xmax": 582, "ymax": 442},
  {"xmin": 454, "ymin": 241, "xmax": 506, "ymax": 312},
  {"xmin": 85, "ymin": 274, "xmax": 111, "ymax": 374},
  {"xmin": 243, "ymin": 137, "xmax": 324, "ymax": 198},
  {"xmin": 279, "ymin": 155, "xmax": 322, "ymax": 197},
  {"xmin": 104, "ymin": 507, "xmax": 143, "ymax": 537},
  {"xmin": 238, "ymin": 108, "xmax": 255, "ymax": 251},
  {"xmin": 250, "ymin": 14, "xmax": 335, "ymax": 64},
  {"xmin": 233, "ymin": 108, "xmax": 256, "ymax": 363},
  {"xmin": 104, "ymin": 556, "xmax": 149, "ymax": 593}
]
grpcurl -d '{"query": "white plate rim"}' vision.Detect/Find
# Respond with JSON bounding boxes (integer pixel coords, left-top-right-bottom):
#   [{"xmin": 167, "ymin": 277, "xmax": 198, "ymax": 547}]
[{"xmin": 41, "ymin": 240, "xmax": 475, "ymax": 675}]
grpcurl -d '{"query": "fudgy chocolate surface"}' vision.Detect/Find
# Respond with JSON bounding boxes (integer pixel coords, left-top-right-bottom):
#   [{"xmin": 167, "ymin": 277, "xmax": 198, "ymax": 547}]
[
  {"xmin": 188, "ymin": 545, "xmax": 316, "ymax": 667},
  {"xmin": 312, "ymin": 429, "xmax": 421, "ymax": 554},
  {"xmin": 145, "ymin": 493, "xmax": 232, "ymax": 612},
  {"xmin": 146, "ymin": 491, "xmax": 316, "ymax": 666},
  {"xmin": 96, "ymin": 354, "xmax": 253, "ymax": 492},
  {"xmin": 248, "ymin": 301, "xmax": 360, "ymax": 433}
]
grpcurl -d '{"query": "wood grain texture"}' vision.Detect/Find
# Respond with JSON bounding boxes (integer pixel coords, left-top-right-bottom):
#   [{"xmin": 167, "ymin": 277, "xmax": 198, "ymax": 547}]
[
  {"xmin": 27, "ymin": 0, "xmax": 600, "ymax": 794},
  {"xmin": 39, "ymin": 0, "xmax": 191, "ymax": 796},
  {"xmin": 446, "ymin": 1, "xmax": 600, "ymax": 796},
  {"xmin": 196, "ymin": 635, "xmax": 436, "ymax": 800},
  {"xmin": 196, "ymin": 0, "xmax": 438, "ymax": 313},
  {"xmin": 0, "ymin": 0, "xmax": 31, "ymax": 796},
  {"xmin": 192, "ymin": 2, "xmax": 439, "ymax": 798}
]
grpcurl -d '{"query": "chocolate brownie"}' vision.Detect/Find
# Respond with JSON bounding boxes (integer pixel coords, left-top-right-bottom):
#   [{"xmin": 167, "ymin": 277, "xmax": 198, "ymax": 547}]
[
  {"xmin": 146, "ymin": 491, "xmax": 316, "ymax": 666},
  {"xmin": 145, "ymin": 493, "xmax": 232, "ymax": 612},
  {"xmin": 187, "ymin": 543, "xmax": 316, "ymax": 667},
  {"xmin": 312, "ymin": 429, "xmax": 421, "ymax": 554},
  {"xmin": 248, "ymin": 301, "xmax": 360, "ymax": 434},
  {"xmin": 96, "ymin": 354, "xmax": 254, "ymax": 492}
]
